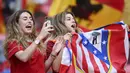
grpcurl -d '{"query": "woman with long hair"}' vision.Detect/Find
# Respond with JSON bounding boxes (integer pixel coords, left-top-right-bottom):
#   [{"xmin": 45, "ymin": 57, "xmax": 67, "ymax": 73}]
[
  {"xmin": 46, "ymin": 11, "xmax": 81, "ymax": 73},
  {"xmin": 3, "ymin": 10, "xmax": 61, "ymax": 73}
]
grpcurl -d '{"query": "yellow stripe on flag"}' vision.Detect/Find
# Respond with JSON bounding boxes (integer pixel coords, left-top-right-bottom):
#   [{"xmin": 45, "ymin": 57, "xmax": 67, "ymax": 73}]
[
  {"xmin": 48, "ymin": 0, "xmax": 76, "ymax": 16},
  {"xmin": 73, "ymin": 54, "xmax": 84, "ymax": 73},
  {"xmin": 85, "ymin": 5, "xmax": 122, "ymax": 29},
  {"xmin": 107, "ymin": 30, "xmax": 113, "ymax": 73},
  {"xmin": 123, "ymin": 0, "xmax": 130, "ymax": 25}
]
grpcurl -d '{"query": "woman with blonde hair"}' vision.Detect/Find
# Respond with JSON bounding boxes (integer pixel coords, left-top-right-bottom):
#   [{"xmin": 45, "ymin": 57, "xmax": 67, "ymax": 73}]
[
  {"xmin": 3, "ymin": 10, "xmax": 61, "ymax": 73},
  {"xmin": 46, "ymin": 11, "xmax": 81, "ymax": 73}
]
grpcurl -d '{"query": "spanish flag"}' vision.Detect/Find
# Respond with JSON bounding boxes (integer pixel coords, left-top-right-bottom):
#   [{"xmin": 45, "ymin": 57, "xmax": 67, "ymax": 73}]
[{"xmin": 48, "ymin": 0, "xmax": 124, "ymax": 30}]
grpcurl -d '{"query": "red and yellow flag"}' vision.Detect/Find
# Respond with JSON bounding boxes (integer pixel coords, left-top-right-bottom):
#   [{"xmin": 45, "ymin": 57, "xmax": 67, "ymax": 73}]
[{"xmin": 48, "ymin": 0, "xmax": 124, "ymax": 29}]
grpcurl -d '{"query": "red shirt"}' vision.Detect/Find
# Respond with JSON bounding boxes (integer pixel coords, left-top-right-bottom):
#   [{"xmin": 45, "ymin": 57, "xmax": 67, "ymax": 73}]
[{"xmin": 7, "ymin": 41, "xmax": 46, "ymax": 73}]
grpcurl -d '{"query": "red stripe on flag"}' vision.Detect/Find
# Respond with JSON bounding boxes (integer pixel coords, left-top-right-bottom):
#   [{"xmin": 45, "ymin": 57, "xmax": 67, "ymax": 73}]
[
  {"xmin": 100, "ymin": 60, "xmax": 108, "ymax": 72},
  {"xmin": 72, "ymin": 53, "xmax": 76, "ymax": 73},
  {"xmin": 96, "ymin": 0, "xmax": 124, "ymax": 12},
  {"xmin": 89, "ymin": 52, "xmax": 100, "ymax": 73},
  {"xmin": 71, "ymin": 33, "xmax": 82, "ymax": 71},
  {"xmin": 60, "ymin": 64, "xmax": 75, "ymax": 73},
  {"xmin": 105, "ymin": 24, "xmax": 123, "ymax": 30},
  {"xmin": 71, "ymin": 33, "xmax": 78, "ymax": 58},
  {"xmin": 110, "ymin": 30, "xmax": 126, "ymax": 73},
  {"xmin": 105, "ymin": 25, "xmax": 127, "ymax": 73},
  {"xmin": 79, "ymin": 41, "xmax": 88, "ymax": 73}
]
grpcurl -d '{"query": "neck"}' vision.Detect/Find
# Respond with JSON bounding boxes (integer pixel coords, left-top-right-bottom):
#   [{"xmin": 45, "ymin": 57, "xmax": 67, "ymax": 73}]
[{"xmin": 24, "ymin": 35, "xmax": 33, "ymax": 42}]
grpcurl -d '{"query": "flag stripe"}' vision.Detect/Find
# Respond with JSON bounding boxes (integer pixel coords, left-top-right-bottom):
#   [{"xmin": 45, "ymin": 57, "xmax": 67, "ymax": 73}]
[
  {"xmin": 110, "ymin": 27, "xmax": 126, "ymax": 73},
  {"xmin": 93, "ymin": 56, "xmax": 106, "ymax": 73},
  {"xmin": 71, "ymin": 34, "xmax": 83, "ymax": 72},
  {"xmin": 79, "ymin": 41, "xmax": 88, "ymax": 73},
  {"xmin": 122, "ymin": 25, "xmax": 129, "ymax": 60},
  {"xmin": 71, "ymin": 34, "xmax": 78, "ymax": 57},
  {"xmin": 73, "ymin": 54, "xmax": 84, "ymax": 73},
  {"xmin": 82, "ymin": 44, "xmax": 94, "ymax": 73},
  {"xmin": 100, "ymin": 61, "xmax": 109, "ymax": 72},
  {"xmin": 89, "ymin": 53, "xmax": 100, "ymax": 73},
  {"xmin": 96, "ymin": 0, "xmax": 124, "ymax": 12},
  {"xmin": 76, "ymin": 40, "xmax": 84, "ymax": 71}
]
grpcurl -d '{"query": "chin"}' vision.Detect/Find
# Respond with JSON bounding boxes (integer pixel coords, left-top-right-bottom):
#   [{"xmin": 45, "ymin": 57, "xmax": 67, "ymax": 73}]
[
  {"xmin": 70, "ymin": 29, "xmax": 76, "ymax": 32},
  {"xmin": 24, "ymin": 31, "xmax": 32, "ymax": 34}
]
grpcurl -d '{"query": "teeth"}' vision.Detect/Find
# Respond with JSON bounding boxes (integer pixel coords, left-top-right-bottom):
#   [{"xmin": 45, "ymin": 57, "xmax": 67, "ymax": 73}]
[{"xmin": 26, "ymin": 26, "xmax": 31, "ymax": 28}]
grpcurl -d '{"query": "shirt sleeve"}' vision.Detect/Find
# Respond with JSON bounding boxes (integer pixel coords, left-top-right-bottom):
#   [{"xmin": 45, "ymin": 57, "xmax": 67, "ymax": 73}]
[{"xmin": 7, "ymin": 41, "xmax": 24, "ymax": 59}]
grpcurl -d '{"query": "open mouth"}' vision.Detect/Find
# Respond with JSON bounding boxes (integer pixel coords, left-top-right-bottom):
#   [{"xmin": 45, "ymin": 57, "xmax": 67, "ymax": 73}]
[
  {"xmin": 71, "ymin": 25, "xmax": 76, "ymax": 28},
  {"xmin": 26, "ymin": 25, "xmax": 32, "ymax": 29}
]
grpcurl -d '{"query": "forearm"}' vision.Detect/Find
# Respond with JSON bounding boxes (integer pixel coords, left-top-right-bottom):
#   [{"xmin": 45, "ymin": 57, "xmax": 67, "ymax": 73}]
[
  {"xmin": 45, "ymin": 36, "xmax": 65, "ymax": 72},
  {"xmin": 52, "ymin": 50, "xmax": 63, "ymax": 72},
  {"xmin": 45, "ymin": 53, "xmax": 56, "ymax": 72},
  {"xmin": 15, "ymin": 36, "xmax": 42, "ymax": 62}
]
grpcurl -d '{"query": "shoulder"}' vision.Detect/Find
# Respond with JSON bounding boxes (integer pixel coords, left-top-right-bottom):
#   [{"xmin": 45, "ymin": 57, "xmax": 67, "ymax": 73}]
[
  {"xmin": 46, "ymin": 40, "xmax": 55, "ymax": 51},
  {"xmin": 7, "ymin": 40, "xmax": 24, "ymax": 59},
  {"xmin": 47, "ymin": 40, "xmax": 55, "ymax": 47},
  {"xmin": 8, "ymin": 40, "xmax": 19, "ymax": 47}
]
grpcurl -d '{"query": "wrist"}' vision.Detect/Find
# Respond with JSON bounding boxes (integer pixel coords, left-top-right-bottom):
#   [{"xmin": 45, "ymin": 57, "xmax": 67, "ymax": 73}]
[
  {"xmin": 37, "ymin": 35, "xmax": 42, "ymax": 41},
  {"xmin": 50, "ymin": 53, "xmax": 56, "ymax": 59},
  {"xmin": 34, "ymin": 39, "xmax": 40, "ymax": 45}
]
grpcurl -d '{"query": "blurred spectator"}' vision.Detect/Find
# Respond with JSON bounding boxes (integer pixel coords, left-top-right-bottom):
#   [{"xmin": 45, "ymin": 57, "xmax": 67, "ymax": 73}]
[
  {"xmin": 34, "ymin": 10, "xmax": 46, "ymax": 32},
  {"xmin": 0, "ymin": 40, "xmax": 6, "ymax": 64},
  {"xmin": 0, "ymin": 40, "xmax": 10, "ymax": 73},
  {"xmin": 2, "ymin": 0, "xmax": 15, "ymax": 24}
]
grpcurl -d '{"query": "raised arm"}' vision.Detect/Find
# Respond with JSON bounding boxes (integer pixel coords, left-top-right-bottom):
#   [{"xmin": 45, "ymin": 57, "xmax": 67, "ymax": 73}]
[{"xmin": 15, "ymin": 21, "xmax": 54, "ymax": 62}]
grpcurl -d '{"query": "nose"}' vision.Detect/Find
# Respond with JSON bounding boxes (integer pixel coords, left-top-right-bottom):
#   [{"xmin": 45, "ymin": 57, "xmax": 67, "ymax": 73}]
[
  {"xmin": 28, "ymin": 19, "xmax": 33, "ymax": 23},
  {"xmin": 72, "ymin": 19, "xmax": 77, "ymax": 26},
  {"xmin": 72, "ymin": 19, "xmax": 76, "ymax": 24}
]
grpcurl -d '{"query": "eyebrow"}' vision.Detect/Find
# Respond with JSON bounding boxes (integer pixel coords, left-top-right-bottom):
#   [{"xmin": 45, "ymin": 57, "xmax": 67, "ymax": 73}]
[
  {"xmin": 22, "ymin": 17, "xmax": 27, "ymax": 19},
  {"xmin": 66, "ymin": 17, "xmax": 71, "ymax": 19},
  {"xmin": 22, "ymin": 16, "xmax": 32, "ymax": 19}
]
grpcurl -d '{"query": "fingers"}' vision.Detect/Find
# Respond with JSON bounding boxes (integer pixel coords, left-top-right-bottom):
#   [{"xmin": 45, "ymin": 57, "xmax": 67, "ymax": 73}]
[
  {"xmin": 52, "ymin": 36, "xmax": 65, "ymax": 53},
  {"xmin": 56, "ymin": 36, "xmax": 65, "ymax": 44},
  {"xmin": 43, "ymin": 20, "xmax": 53, "ymax": 29},
  {"xmin": 64, "ymin": 33, "xmax": 72, "ymax": 41},
  {"xmin": 43, "ymin": 21, "xmax": 48, "ymax": 27},
  {"xmin": 39, "ymin": 21, "xmax": 54, "ymax": 39},
  {"xmin": 46, "ymin": 27, "xmax": 54, "ymax": 32},
  {"xmin": 42, "ymin": 20, "xmax": 54, "ymax": 33},
  {"xmin": 55, "ymin": 36, "xmax": 63, "ymax": 44}
]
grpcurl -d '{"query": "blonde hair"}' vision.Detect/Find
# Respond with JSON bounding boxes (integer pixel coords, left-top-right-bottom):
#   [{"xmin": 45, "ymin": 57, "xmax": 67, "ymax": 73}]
[{"xmin": 52, "ymin": 11, "xmax": 80, "ymax": 38}]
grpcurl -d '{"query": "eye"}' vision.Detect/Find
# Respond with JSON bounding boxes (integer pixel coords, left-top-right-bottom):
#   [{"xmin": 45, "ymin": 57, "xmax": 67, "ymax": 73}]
[
  {"xmin": 66, "ymin": 18, "xmax": 71, "ymax": 21},
  {"xmin": 30, "ymin": 17, "xmax": 33, "ymax": 21},
  {"xmin": 22, "ymin": 17, "xmax": 28, "ymax": 21},
  {"xmin": 23, "ymin": 18, "xmax": 27, "ymax": 21}
]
